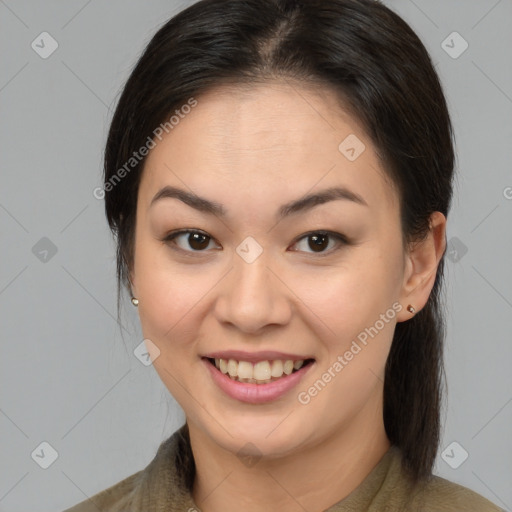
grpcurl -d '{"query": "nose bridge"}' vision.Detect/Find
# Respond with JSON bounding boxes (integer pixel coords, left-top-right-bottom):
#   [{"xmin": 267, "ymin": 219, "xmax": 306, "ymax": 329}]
[{"xmin": 214, "ymin": 244, "xmax": 291, "ymax": 333}]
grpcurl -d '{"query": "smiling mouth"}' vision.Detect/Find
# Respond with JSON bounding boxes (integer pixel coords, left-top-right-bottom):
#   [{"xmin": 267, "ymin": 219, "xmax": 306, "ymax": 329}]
[{"xmin": 205, "ymin": 357, "xmax": 315, "ymax": 384}]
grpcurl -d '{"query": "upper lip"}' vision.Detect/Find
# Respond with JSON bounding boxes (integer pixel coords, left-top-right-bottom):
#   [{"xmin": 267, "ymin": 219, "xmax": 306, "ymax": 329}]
[{"xmin": 202, "ymin": 350, "xmax": 315, "ymax": 363}]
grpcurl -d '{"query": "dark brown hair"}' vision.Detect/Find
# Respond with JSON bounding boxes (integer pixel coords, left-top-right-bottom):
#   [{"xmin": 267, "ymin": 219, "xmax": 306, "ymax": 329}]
[{"xmin": 103, "ymin": 0, "xmax": 454, "ymax": 487}]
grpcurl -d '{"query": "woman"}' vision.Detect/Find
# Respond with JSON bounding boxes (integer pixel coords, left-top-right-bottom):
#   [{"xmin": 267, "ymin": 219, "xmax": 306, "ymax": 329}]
[{"xmin": 64, "ymin": 0, "xmax": 502, "ymax": 510}]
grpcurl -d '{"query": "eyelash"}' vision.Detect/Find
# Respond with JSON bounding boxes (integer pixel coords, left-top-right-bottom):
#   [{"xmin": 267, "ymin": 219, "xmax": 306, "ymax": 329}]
[{"xmin": 161, "ymin": 229, "xmax": 349, "ymax": 257}]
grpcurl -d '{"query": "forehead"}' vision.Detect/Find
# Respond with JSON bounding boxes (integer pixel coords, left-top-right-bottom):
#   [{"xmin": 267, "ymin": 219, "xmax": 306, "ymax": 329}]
[{"xmin": 139, "ymin": 81, "xmax": 398, "ymax": 215}]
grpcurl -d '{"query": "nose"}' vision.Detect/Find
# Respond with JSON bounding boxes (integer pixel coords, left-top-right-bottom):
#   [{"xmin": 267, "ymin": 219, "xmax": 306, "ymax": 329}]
[{"xmin": 213, "ymin": 251, "xmax": 292, "ymax": 335}]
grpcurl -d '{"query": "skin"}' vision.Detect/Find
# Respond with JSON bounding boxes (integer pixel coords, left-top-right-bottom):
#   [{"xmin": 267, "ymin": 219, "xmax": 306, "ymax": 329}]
[{"xmin": 130, "ymin": 80, "xmax": 446, "ymax": 512}]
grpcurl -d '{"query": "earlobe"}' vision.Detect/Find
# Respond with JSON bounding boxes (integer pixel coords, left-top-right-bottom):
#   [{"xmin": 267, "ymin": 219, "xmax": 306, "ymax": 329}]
[
  {"xmin": 397, "ymin": 212, "xmax": 447, "ymax": 322},
  {"xmin": 129, "ymin": 273, "xmax": 139, "ymax": 307}
]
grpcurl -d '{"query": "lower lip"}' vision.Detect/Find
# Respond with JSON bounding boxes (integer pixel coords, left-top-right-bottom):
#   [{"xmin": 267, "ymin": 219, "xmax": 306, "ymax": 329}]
[{"xmin": 203, "ymin": 358, "xmax": 314, "ymax": 404}]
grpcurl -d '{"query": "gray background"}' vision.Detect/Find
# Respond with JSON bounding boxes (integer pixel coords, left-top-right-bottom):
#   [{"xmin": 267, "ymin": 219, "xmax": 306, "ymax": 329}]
[{"xmin": 1, "ymin": 1, "xmax": 511, "ymax": 511}]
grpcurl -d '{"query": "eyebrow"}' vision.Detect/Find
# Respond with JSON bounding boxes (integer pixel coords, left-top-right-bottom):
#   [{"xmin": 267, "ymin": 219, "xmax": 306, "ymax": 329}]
[{"xmin": 149, "ymin": 185, "xmax": 368, "ymax": 219}]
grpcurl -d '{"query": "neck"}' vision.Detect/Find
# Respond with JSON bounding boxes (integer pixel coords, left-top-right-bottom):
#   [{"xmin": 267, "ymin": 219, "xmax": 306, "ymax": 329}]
[{"xmin": 189, "ymin": 400, "xmax": 390, "ymax": 512}]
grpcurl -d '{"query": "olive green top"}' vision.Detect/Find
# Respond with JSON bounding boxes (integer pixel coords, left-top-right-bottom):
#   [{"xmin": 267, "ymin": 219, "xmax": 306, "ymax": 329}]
[{"xmin": 63, "ymin": 426, "xmax": 502, "ymax": 512}]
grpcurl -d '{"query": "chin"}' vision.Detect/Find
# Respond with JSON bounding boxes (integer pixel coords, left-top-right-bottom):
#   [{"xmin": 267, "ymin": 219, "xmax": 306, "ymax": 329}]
[{"xmin": 201, "ymin": 412, "xmax": 312, "ymax": 459}]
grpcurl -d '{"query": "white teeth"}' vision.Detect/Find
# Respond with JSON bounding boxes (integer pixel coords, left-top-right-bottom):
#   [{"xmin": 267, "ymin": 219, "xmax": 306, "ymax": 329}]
[
  {"xmin": 227, "ymin": 359, "xmax": 238, "ymax": 377},
  {"xmin": 237, "ymin": 361, "xmax": 253, "ymax": 379},
  {"xmin": 211, "ymin": 357, "xmax": 309, "ymax": 383},
  {"xmin": 270, "ymin": 360, "xmax": 283, "ymax": 377},
  {"xmin": 253, "ymin": 361, "xmax": 271, "ymax": 380},
  {"xmin": 283, "ymin": 360, "xmax": 294, "ymax": 375}
]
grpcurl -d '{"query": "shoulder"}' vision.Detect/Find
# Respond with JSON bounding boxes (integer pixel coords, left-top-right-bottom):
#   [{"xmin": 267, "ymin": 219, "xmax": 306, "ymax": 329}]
[
  {"xmin": 60, "ymin": 427, "xmax": 193, "ymax": 512},
  {"xmin": 61, "ymin": 470, "xmax": 143, "ymax": 512},
  {"xmin": 409, "ymin": 473, "xmax": 504, "ymax": 511},
  {"xmin": 367, "ymin": 446, "xmax": 503, "ymax": 512}
]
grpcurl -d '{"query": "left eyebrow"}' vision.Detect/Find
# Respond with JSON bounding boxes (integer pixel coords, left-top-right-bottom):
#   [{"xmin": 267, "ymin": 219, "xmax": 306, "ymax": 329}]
[{"xmin": 277, "ymin": 186, "xmax": 368, "ymax": 219}]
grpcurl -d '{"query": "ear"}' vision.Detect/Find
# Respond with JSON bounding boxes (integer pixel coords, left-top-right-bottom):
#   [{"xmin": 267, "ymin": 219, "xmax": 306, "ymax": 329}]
[{"xmin": 396, "ymin": 211, "xmax": 447, "ymax": 322}]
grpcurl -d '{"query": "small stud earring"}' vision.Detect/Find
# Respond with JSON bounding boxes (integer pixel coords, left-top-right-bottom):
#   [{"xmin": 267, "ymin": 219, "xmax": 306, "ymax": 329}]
[
  {"xmin": 407, "ymin": 304, "xmax": 416, "ymax": 314},
  {"xmin": 131, "ymin": 297, "xmax": 139, "ymax": 307}
]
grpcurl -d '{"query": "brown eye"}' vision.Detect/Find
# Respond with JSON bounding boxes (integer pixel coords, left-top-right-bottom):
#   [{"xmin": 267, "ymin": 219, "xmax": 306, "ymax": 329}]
[
  {"xmin": 164, "ymin": 230, "xmax": 217, "ymax": 252},
  {"xmin": 308, "ymin": 233, "xmax": 329, "ymax": 252},
  {"xmin": 187, "ymin": 232, "xmax": 210, "ymax": 250},
  {"xmin": 292, "ymin": 231, "xmax": 347, "ymax": 255}
]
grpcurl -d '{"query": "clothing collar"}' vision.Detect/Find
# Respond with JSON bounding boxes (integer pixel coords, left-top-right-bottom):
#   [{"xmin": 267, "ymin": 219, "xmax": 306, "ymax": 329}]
[{"xmin": 131, "ymin": 426, "xmax": 403, "ymax": 511}]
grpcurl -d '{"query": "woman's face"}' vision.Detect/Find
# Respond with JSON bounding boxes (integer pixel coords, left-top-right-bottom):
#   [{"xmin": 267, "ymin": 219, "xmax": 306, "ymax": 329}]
[{"xmin": 131, "ymin": 81, "xmax": 413, "ymax": 458}]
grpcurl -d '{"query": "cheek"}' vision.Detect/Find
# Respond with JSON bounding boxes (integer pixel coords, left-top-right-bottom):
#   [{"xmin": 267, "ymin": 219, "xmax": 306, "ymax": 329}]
[
  {"xmin": 133, "ymin": 236, "xmax": 204, "ymax": 346},
  {"xmin": 294, "ymin": 262, "xmax": 399, "ymax": 423},
  {"xmin": 137, "ymin": 268, "xmax": 206, "ymax": 343},
  {"xmin": 134, "ymin": 256, "xmax": 210, "ymax": 405},
  {"xmin": 295, "ymin": 250, "xmax": 401, "ymax": 339}
]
